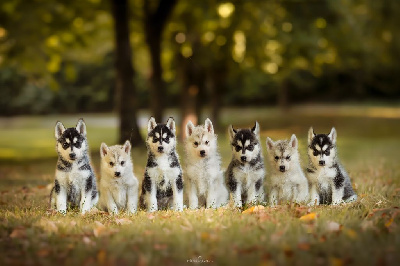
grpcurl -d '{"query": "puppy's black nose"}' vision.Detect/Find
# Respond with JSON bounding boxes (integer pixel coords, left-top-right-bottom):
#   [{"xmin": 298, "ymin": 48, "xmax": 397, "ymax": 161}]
[
  {"xmin": 200, "ymin": 150, "xmax": 206, "ymax": 157},
  {"xmin": 241, "ymin": 156, "xmax": 247, "ymax": 162},
  {"xmin": 115, "ymin": 172, "xmax": 121, "ymax": 177},
  {"xmin": 69, "ymin": 153, "xmax": 76, "ymax": 160},
  {"xmin": 158, "ymin": 146, "xmax": 164, "ymax": 152},
  {"xmin": 319, "ymin": 160, "xmax": 325, "ymax": 166},
  {"xmin": 280, "ymin": 165, "xmax": 286, "ymax": 172}
]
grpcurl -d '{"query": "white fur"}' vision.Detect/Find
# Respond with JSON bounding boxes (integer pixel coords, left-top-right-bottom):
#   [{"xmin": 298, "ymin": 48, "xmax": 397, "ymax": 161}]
[
  {"xmin": 184, "ymin": 119, "xmax": 229, "ymax": 209},
  {"xmin": 266, "ymin": 135, "xmax": 309, "ymax": 206},
  {"xmin": 98, "ymin": 141, "xmax": 139, "ymax": 214}
]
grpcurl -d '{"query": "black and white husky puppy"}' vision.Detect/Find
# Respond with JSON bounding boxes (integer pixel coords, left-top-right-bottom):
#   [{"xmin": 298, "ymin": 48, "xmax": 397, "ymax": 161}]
[
  {"xmin": 226, "ymin": 122, "xmax": 266, "ymax": 207},
  {"xmin": 184, "ymin": 118, "xmax": 229, "ymax": 209},
  {"xmin": 266, "ymin": 135, "xmax": 309, "ymax": 206},
  {"xmin": 140, "ymin": 117, "xmax": 183, "ymax": 212},
  {"xmin": 98, "ymin": 141, "xmax": 138, "ymax": 214},
  {"xmin": 306, "ymin": 127, "xmax": 357, "ymax": 205},
  {"xmin": 50, "ymin": 118, "xmax": 98, "ymax": 214}
]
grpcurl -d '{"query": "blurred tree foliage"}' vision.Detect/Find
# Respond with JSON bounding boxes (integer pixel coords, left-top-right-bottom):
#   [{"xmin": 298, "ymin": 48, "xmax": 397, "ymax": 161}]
[{"xmin": 0, "ymin": 0, "xmax": 399, "ymax": 117}]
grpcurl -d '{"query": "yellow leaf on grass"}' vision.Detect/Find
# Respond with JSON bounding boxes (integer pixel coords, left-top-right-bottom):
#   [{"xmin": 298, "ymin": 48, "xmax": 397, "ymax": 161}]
[
  {"xmin": 385, "ymin": 217, "xmax": 394, "ymax": 228},
  {"xmin": 115, "ymin": 218, "xmax": 132, "ymax": 225},
  {"xmin": 201, "ymin": 232, "xmax": 210, "ymax": 240},
  {"xmin": 10, "ymin": 227, "xmax": 26, "ymax": 239},
  {"xmin": 330, "ymin": 257, "xmax": 344, "ymax": 266},
  {"xmin": 242, "ymin": 205, "xmax": 265, "ymax": 214},
  {"xmin": 97, "ymin": 249, "xmax": 107, "ymax": 266},
  {"xmin": 299, "ymin": 212, "xmax": 316, "ymax": 221},
  {"xmin": 344, "ymin": 228, "xmax": 358, "ymax": 239}
]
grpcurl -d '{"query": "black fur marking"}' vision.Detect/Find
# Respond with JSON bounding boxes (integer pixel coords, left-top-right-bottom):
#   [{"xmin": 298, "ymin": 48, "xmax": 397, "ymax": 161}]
[
  {"xmin": 176, "ymin": 174, "xmax": 183, "ymax": 191},
  {"xmin": 249, "ymin": 153, "xmax": 263, "ymax": 168},
  {"xmin": 332, "ymin": 164, "xmax": 345, "ymax": 189},
  {"xmin": 54, "ymin": 179, "xmax": 60, "ymax": 194},
  {"xmin": 159, "ymin": 178, "xmax": 165, "ymax": 186},
  {"xmin": 91, "ymin": 189, "xmax": 97, "ymax": 200},
  {"xmin": 58, "ymin": 128, "xmax": 84, "ymax": 150},
  {"xmin": 309, "ymin": 134, "xmax": 334, "ymax": 157},
  {"xmin": 79, "ymin": 164, "xmax": 91, "ymax": 171},
  {"xmin": 157, "ymin": 185, "xmax": 173, "ymax": 199},
  {"xmin": 142, "ymin": 172, "xmax": 152, "ymax": 194},
  {"xmin": 169, "ymin": 152, "xmax": 180, "ymax": 168},
  {"xmin": 146, "ymin": 153, "xmax": 158, "ymax": 168},
  {"xmin": 67, "ymin": 184, "xmax": 79, "ymax": 205},
  {"xmin": 306, "ymin": 168, "xmax": 315, "ymax": 173},
  {"xmin": 85, "ymin": 175, "xmax": 93, "ymax": 193},
  {"xmin": 343, "ymin": 184, "xmax": 356, "ymax": 201},
  {"xmin": 148, "ymin": 124, "xmax": 175, "ymax": 140},
  {"xmin": 227, "ymin": 170, "xmax": 237, "ymax": 192},
  {"xmin": 231, "ymin": 129, "xmax": 258, "ymax": 150},
  {"xmin": 255, "ymin": 178, "xmax": 262, "ymax": 191},
  {"xmin": 319, "ymin": 186, "xmax": 332, "ymax": 205},
  {"xmin": 57, "ymin": 158, "xmax": 72, "ymax": 172}
]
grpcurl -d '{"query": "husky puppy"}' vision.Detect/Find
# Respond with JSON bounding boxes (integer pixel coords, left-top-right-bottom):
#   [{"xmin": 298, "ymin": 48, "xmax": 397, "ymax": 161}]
[
  {"xmin": 50, "ymin": 118, "xmax": 98, "ymax": 214},
  {"xmin": 226, "ymin": 122, "xmax": 265, "ymax": 207},
  {"xmin": 140, "ymin": 117, "xmax": 183, "ymax": 212},
  {"xmin": 184, "ymin": 118, "xmax": 229, "ymax": 209},
  {"xmin": 306, "ymin": 127, "xmax": 357, "ymax": 205},
  {"xmin": 98, "ymin": 141, "xmax": 138, "ymax": 214},
  {"xmin": 266, "ymin": 135, "xmax": 309, "ymax": 206}
]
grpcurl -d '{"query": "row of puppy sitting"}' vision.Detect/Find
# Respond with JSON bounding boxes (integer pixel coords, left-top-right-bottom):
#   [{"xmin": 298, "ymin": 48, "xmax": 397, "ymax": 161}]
[{"xmin": 50, "ymin": 117, "xmax": 357, "ymax": 214}]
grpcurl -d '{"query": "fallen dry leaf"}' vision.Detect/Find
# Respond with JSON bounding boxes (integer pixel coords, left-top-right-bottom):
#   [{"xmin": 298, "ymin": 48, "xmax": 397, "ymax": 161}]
[
  {"xmin": 344, "ymin": 228, "xmax": 358, "ymax": 239},
  {"xmin": 297, "ymin": 242, "xmax": 310, "ymax": 251},
  {"xmin": 83, "ymin": 236, "xmax": 95, "ymax": 246},
  {"xmin": 147, "ymin": 214, "xmax": 156, "ymax": 220},
  {"xmin": 326, "ymin": 221, "xmax": 341, "ymax": 232},
  {"xmin": 115, "ymin": 218, "xmax": 132, "ymax": 225},
  {"xmin": 37, "ymin": 248, "xmax": 51, "ymax": 257},
  {"xmin": 93, "ymin": 221, "xmax": 107, "ymax": 237},
  {"xmin": 385, "ymin": 217, "xmax": 394, "ymax": 228},
  {"xmin": 10, "ymin": 227, "xmax": 27, "ymax": 239},
  {"xmin": 242, "ymin": 205, "xmax": 265, "ymax": 214},
  {"xmin": 153, "ymin": 243, "xmax": 167, "ymax": 250},
  {"xmin": 299, "ymin": 212, "xmax": 317, "ymax": 222},
  {"xmin": 330, "ymin": 257, "xmax": 344, "ymax": 266},
  {"xmin": 35, "ymin": 218, "xmax": 58, "ymax": 234},
  {"xmin": 97, "ymin": 249, "xmax": 107, "ymax": 266}
]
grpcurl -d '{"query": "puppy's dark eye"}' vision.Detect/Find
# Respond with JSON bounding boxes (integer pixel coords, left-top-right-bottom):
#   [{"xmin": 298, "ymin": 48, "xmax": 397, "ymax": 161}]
[
  {"xmin": 74, "ymin": 142, "xmax": 81, "ymax": 149},
  {"xmin": 274, "ymin": 156, "xmax": 279, "ymax": 160},
  {"xmin": 313, "ymin": 150, "xmax": 318, "ymax": 156},
  {"xmin": 62, "ymin": 143, "xmax": 69, "ymax": 149},
  {"xmin": 247, "ymin": 144, "xmax": 254, "ymax": 151},
  {"xmin": 205, "ymin": 141, "xmax": 209, "ymax": 145},
  {"xmin": 121, "ymin": 161, "xmax": 125, "ymax": 166},
  {"xmin": 109, "ymin": 162, "xmax": 114, "ymax": 167},
  {"xmin": 194, "ymin": 142, "xmax": 198, "ymax": 147},
  {"xmin": 152, "ymin": 138, "xmax": 158, "ymax": 143},
  {"xmin": 286, "ymin": 156, "xmax": 291, "ymax": 160},
  {"xmin": 325, "ymin": 150, "xmax": 330, "ymax": 156},
  {"xmin": 235, "ymin": 145, "xmax": 241, "ymax": 152}
]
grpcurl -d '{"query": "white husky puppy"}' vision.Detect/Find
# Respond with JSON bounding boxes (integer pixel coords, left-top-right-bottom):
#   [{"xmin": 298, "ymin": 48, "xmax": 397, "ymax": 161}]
[
  {"xmin": 266, "ymin": 135, "xmax": 309, "ymax": 206},
  {"xmin": 98, "ymin": 140, "xmax": 138, "ymax": 214},
  {"xmin": 184, "ymin": 118, "xmax": 229, "ymax": 209}
]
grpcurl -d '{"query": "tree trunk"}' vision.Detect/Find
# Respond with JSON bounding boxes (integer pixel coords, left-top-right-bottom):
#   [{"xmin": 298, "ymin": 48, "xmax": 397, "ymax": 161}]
[
  {"xmin": 111, "ymin": 0, "xmax": 143, "ymax": 146},
  {"xmin": 144, "ymin": 0, "xmax": 177, "ymax": 122},
  {"xmin": 147, "ymin": 32, "xmax": 165, "ymax": 122}
]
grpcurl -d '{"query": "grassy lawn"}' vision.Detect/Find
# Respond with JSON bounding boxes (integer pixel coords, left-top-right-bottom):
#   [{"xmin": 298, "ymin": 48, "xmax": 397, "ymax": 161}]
[{"xmin": 1, "ymin": 105, "xmax": 400, "ymax": 265}]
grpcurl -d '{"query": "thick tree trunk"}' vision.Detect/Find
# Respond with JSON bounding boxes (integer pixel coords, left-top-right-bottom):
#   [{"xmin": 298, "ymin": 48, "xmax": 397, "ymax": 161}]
[
  {"xmin": 111, "ymin": 0, "xmax": 143, "ymax": 146},
  {"xmin": 147, "ymin": 32, "xmax": 165, "ymax": 122},
  {"xmin": 144, "ymin": 0, "xmax": 177, "ymax": 122}
]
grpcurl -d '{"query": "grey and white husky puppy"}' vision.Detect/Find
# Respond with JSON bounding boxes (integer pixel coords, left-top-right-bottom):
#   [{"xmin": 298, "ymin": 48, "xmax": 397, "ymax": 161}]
[
  {"xmin": 226, "ymin": 122, "xmax": 265, "ymax": 207},
  {"xmin": 50, "ymin": 118, "xmax": 98, "ymax": 214},
  {"xmin": 184, "ymin": 118, "xmax": 229, "ymax": 209},
  {"xmin": 266, "ymin": 135, "xmax": 309, "ymax": 206},
  {"xmin": 306, "ymin": 127, "xmax": 357, "ymax": 205},
  {"xmin": 140, "ymin": 117, "xmax": 183, "ymax": 212},
  {"xmin": 98, "ymin": 140, "xmax": 138, "ymax": 214}
]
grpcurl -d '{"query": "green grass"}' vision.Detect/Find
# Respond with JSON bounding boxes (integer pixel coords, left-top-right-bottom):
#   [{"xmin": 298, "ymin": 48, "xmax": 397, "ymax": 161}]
[{"xmin": 1, "ymin": 105, "xmax": 400, "ymax": 265}]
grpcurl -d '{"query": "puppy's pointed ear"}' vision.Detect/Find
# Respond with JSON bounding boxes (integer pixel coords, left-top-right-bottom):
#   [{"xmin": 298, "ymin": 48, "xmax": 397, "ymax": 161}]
[
  {"xmin": 290, "ymin": 134, "xmax": 298, "ymax": 149},
  {"xmin": 55, "ymin": 121, "xmax": 65, "ymax": 139},
  {"xmin": 148, "ymin": 117, "xmax": 157, "ymax": 133},
  {"xmin": 100, "ymin": 143, "xmax": 109, "ymax": 157},
  {"xmin": 228, "ymin": 125, "xmax": 237, "ymax": 141},
  {"xmin": 308, "ymin": 127, "xmax": 315, "ymax": 144},
  {"xmin": 266, "ymin": 137, "xmax": 274, "ymax": 150},
  {"xmin": 166, "ymin": 117, "xmax": 176, "ymax": 133},
  {"xmin": 76, "ymin": 118, "xmax": 87, "ymax": 136},
  {"xmin": 252, "ymin": 121, "xmax": 260, "ymax": 136},
  {"xmin": 328, "ymin": 127, "xmax": 337, "ymax": 145},
  {"xmin": 186, "ymin": 120, "xmax": 195, "ymax": 137},
  {"xmin": 205, "ymin": 118, "xmax": 214, "ymax": 135},
  {"xmin": 123, "ymin": 140, "xmax": 131, "ymax": 154}
]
